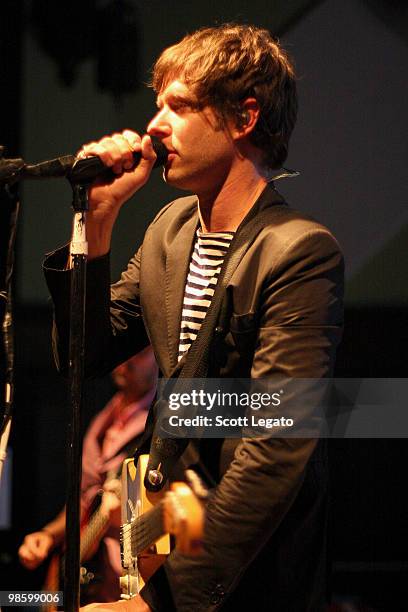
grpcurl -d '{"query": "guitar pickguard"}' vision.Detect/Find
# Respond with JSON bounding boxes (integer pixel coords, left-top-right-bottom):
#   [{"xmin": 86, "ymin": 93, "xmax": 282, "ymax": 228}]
[{"xmin": 119, "ymin": 456, "xmax": 169, "ymax": 598}]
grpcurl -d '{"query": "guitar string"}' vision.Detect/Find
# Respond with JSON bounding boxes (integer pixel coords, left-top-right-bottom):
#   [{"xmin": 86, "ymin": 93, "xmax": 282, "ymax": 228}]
[
  {"xmin": 130, "ymin": 518, "xmax": 164, "ymax": 553},
  {"xmin": 80, "ymin": 508, "xmax": 110, "ymax": 559},
  {"xmin": 128, "ymin": 503, "xmax": 164, "ymax": 555}
]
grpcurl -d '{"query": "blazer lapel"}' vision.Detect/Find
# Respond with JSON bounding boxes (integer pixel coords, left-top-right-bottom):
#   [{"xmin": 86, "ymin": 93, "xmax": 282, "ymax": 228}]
[
  {"xmin": 156, "ymin": 184, "xmax": 284, "ymax": 375},
  {"xmin": 165, "ymin": 209, "xmax": 199, "ymax": 370}
]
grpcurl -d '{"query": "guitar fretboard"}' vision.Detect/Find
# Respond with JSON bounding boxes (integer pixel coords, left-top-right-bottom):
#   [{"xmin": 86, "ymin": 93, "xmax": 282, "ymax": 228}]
[
  {"xmin": 80, "ymin": 505, "xmax": 110, "ymax": 561},
  {"xmin": 122, "ymin": 502, "xmax": 165, "ymax": 557}
]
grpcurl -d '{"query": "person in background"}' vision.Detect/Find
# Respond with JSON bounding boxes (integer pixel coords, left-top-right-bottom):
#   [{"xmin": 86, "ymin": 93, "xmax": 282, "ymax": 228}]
[{"xmin": 18, "ymin": 346, "xmax": 158, "ymax": 602}]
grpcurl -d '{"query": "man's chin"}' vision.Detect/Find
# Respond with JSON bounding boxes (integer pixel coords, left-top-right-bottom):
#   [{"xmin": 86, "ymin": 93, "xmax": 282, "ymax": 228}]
[{"xmin": 162, "ymin": 168, "xmax": 193, "ymax": 191}]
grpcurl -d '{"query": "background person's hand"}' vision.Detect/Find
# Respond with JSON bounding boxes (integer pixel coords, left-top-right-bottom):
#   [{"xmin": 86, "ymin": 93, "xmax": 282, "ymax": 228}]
[{"xmin": 18, "ymin": 530, "xmax": 54, "ymax": 570}]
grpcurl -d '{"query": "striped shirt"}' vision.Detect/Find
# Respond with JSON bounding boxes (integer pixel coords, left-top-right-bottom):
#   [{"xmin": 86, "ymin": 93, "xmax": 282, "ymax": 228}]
[{"xmin": 178, "ymin": 229, "xmax": 234, "ymax": 361}]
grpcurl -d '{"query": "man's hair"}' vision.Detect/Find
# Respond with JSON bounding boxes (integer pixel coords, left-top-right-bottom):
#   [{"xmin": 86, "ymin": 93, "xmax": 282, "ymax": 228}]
[{"xmin": 151, "ymin": 23, "xmax": 297, "ymax": 169}]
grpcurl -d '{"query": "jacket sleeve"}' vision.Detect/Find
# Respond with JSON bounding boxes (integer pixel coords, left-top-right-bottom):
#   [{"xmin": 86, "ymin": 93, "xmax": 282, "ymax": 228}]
[
  {"xmin": 43, "ymin": 245, "xmax": 150, "ymax": 377},
  {"xmin": 140, "ymin": 228, "xmax": 344, "ymax": 611}
]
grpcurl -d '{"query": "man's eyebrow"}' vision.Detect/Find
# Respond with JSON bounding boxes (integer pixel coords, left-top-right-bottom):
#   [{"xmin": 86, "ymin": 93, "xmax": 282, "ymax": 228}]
[{"xmin": 156, "ymin": 92, "xmax": 197, "ymax": 108}]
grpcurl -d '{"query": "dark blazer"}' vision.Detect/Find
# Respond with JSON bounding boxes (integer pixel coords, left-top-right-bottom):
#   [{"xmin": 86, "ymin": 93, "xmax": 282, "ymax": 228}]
[{"xmin": 44, "ymin": 184, "xmax": 344, "ymax": 611}]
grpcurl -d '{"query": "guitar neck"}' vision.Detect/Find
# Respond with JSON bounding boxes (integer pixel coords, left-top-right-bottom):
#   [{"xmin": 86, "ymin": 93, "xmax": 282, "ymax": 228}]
[
  {"xmin": 123, "ymin": 502, "xmax": 165, "ymax": 557},
  {"xmin": 80, "ymin": 506, "xmax": 110, "ymax": 561}
]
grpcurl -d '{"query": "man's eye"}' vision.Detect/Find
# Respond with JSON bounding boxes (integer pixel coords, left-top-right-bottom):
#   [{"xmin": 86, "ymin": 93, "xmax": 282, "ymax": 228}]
[
  {"xmin": 172, "ymin": 99, "xmax": 198, "ymax": 113},
  {"xmin": 172, "ymin": 102, "xmax": 189, "ymax": 111}
]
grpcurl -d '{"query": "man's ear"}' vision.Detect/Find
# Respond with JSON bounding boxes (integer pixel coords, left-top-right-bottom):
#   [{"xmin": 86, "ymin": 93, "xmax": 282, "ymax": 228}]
[{"xmin": 232, "ymin": 97, "xmax": 260, "ymax": 140}]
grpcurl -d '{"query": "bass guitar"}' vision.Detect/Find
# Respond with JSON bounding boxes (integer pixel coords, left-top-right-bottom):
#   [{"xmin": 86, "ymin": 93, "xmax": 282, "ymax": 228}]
[{"xmin": 43, "ymin": 476, "xmax": 121, "ymax": 610}]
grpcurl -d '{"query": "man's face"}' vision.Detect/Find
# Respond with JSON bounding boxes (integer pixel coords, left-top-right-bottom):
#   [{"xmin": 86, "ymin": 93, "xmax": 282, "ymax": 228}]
[{"xmin": 147, "ymin": 80, "xmax": 237, "ymax": 194}]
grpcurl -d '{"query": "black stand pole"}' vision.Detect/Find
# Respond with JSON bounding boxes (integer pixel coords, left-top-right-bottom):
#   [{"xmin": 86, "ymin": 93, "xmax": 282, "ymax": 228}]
[
  {"xmin": 0, "ymin": 184, "xmax": 19, "ymax": 483},
  {"xmin": 64, "ymin": 182, "xmax": 89, "ymax": 612}
]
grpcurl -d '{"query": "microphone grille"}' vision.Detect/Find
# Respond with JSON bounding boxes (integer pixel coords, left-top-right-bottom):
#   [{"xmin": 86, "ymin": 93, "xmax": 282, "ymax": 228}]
[{"xmin": 151, "ymin": 136, "xmax": 168, "ymax": 167}]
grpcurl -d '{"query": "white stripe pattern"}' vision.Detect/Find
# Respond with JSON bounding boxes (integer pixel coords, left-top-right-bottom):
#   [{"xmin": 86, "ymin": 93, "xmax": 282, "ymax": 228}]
[{"xmin": 178, "ymin": 229, "xmax": 234, "ymax": 361}]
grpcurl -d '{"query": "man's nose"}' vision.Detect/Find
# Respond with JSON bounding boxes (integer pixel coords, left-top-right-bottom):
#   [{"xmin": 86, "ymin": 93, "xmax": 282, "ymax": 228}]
[{"xmin": 147, "ymin": 110, "xmax": 172, "ymax": 138}]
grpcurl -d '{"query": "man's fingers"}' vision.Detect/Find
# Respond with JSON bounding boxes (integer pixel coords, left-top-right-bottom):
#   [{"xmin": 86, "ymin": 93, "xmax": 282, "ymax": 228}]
[
  {"xmin": 132, "ymin": 135, "xmax": 157, "ymax": 177},
  {"xmin": 123, "ymin": 129, "xmax": 142, "ymax": 151},
  {"xmin": 37, "ymin": 538, "xmax": 51, "ymax": 556},
  {"xmin": 103, "ymin": 478, "xmax": 120, "ymax": 492},
  {"xmin": 78, "ymin": 131, "xmax": 155, "ymax": 176},
  {"xmin": 79, "ymin": 142, "xmax": 115, "ymax": 167},
  {"xmin": 19, "ymin": 544, "xmax": 34, "ymax": 562},
  {"xmin": 19, "ymin": 544, "xmax": 43, "ymax": 569},
  {"xmin": 110, "ymin": 133, "xmax": 136, "ymax": 170},
  {"xmin": 141, "ymin": 134, "xmax": 157, "ymax": 161}
]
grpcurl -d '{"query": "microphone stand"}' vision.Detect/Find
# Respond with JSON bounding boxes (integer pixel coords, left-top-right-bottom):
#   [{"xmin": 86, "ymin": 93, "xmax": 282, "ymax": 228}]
[
  {"xmin": 0, "ymin": 147, "xmax": 23, "ymax": 477},
  {"xmin": 0, "ymin": 142, "xmax": 167, "ymax": 611},
  {"xmin": 0, "ymin": 182, "xmax": 19, "ymax": 485},
  {"xmin": 64, "ymin": 180, "xmax": 90, "ymax": 612},
  {"xmin": 0, "ymin": 147, "xmax": 89, "ymax": 611}
]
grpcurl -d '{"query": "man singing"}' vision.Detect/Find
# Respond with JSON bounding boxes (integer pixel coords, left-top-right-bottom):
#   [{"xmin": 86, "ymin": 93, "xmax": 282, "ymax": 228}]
[{"xmin": 44, "ymin": 24, "xmax": 344, "ymax": 611}]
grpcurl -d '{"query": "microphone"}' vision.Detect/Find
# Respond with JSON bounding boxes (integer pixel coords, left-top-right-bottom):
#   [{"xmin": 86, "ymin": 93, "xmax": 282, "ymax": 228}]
[{"xmin": 0, "ymin": 137, "xmax": 168, "ymax": 185}]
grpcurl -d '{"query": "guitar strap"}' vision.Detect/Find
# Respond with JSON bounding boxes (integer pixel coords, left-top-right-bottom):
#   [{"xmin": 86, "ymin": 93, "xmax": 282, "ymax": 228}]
[{"xmin": 137, "ymin": 188, "xmax": 289, "ymax": 491}]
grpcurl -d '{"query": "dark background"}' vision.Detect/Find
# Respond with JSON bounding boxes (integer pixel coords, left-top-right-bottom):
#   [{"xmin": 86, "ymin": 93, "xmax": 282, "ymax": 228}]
[{"xmin": 1, "ymin": 1, "xmax": 408, "ymax": 610}]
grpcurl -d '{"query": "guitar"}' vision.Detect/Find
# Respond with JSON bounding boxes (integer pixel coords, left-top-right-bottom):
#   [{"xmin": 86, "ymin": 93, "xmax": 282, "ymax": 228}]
[
  {"xmin": 119, "ymin": 454, "xmax": 206, "ymax": 598},
  {"xmin": 43, "ymin": 477, "xmax": 121, "ymax": 610}
]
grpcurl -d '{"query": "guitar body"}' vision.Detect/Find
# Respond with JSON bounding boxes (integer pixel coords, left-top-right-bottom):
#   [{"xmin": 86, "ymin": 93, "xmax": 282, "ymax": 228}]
[
  {"xmin": 120, "ymin": 456, "xmax": 170, "ymax": 597},
  {"xmin": 120, "ymin": 455, "xmax": 205, "ymax": 599}
]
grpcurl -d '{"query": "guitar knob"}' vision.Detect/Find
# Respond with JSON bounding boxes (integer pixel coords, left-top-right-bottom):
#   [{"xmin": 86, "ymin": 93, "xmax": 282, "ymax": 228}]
[{"xmin": 147, "ymin": 469, "xmax": 164, "ymax": 486}]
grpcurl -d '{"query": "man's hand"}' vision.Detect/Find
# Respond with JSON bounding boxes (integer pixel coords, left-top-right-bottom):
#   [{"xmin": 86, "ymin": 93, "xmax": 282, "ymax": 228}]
[
  {"xmin": 76, "ymin": 130, "xmax": 157, "ymax": 259},
  {"xmin": 78, "ymin": 130, "xmax": 156, "ymax": 225},
  {"xmin": 18, "ymin": 530, "xmax": 54, "ymax": 570},
  {"xmin": 81, "ymin": 595, "xmax": 151, "ymax": 612}
]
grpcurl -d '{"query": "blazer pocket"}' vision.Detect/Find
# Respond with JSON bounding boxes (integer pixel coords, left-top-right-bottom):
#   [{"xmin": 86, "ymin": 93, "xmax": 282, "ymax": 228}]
[{"xmin": 230, "ymin": 312, "xmax": 258, "ymax": 354}]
